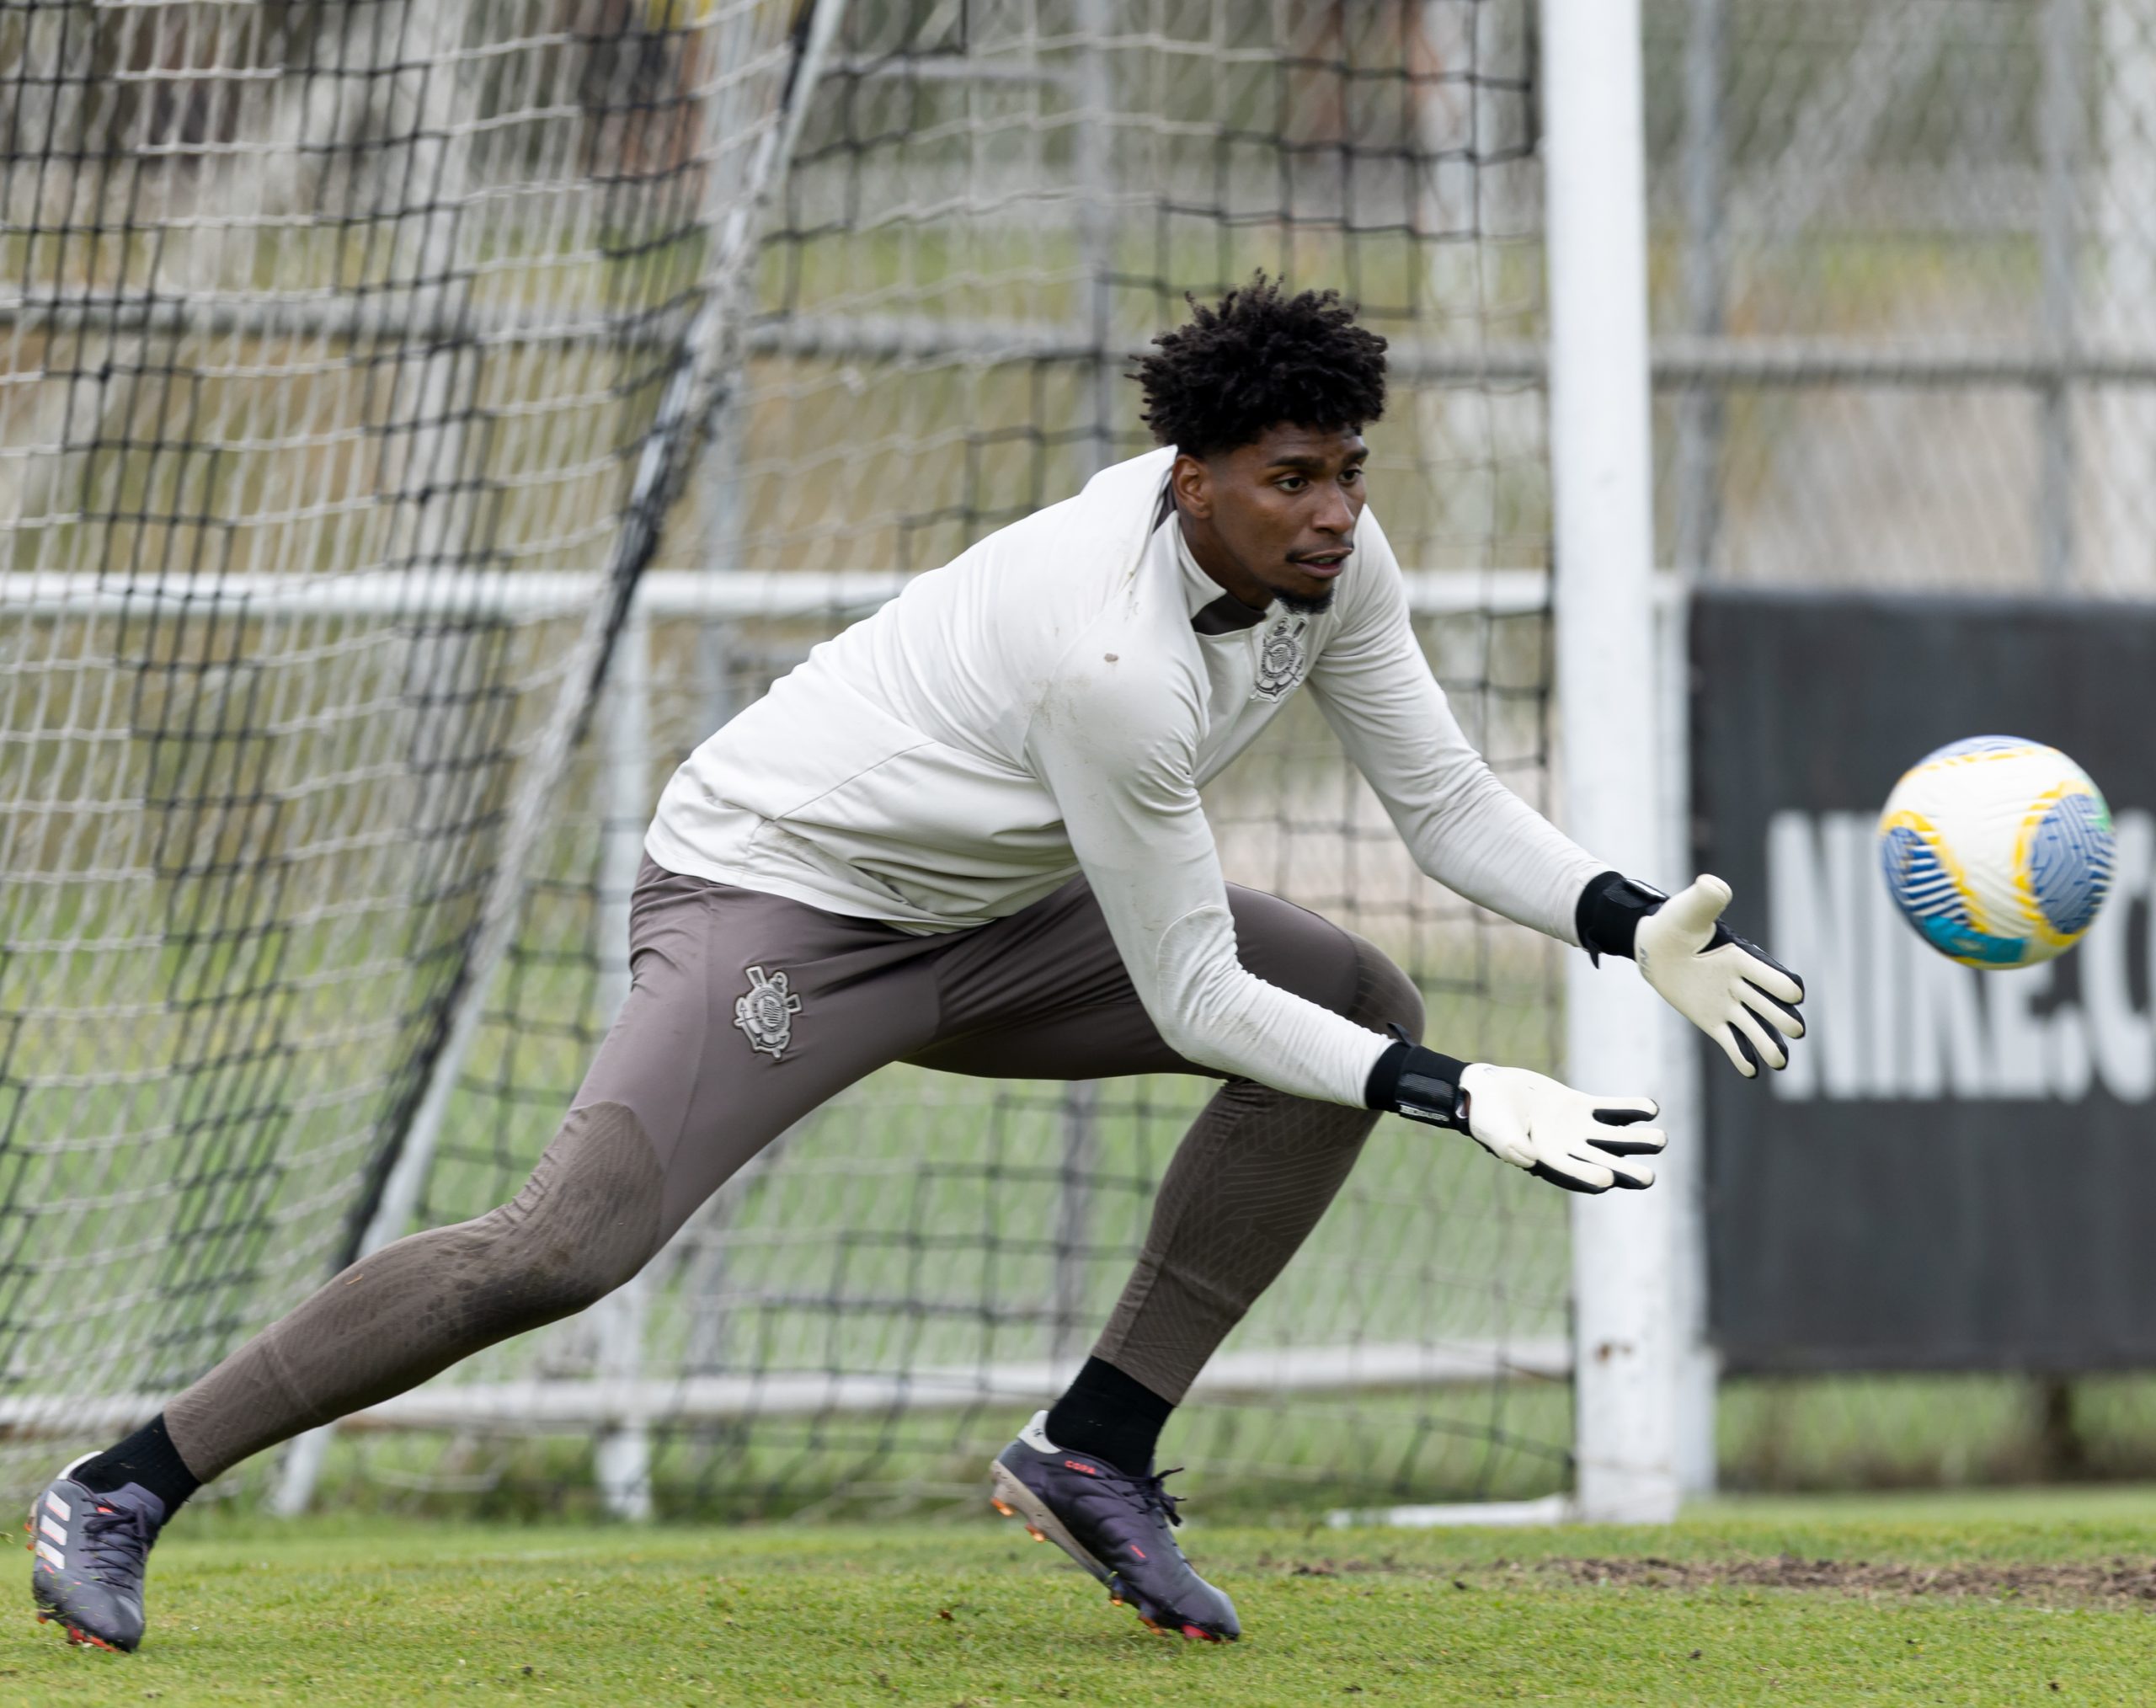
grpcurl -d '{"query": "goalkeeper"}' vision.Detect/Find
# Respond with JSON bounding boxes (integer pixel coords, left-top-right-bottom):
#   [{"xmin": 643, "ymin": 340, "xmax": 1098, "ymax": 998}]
[{"xmin": 31, "ymin": 280, "xmax": 1804, "ymax": 1652}]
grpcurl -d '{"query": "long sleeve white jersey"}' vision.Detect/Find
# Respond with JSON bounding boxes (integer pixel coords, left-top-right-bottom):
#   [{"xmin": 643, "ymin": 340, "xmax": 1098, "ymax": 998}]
[{"xmin": 647, "ymin": 447, "xmax": 1608, "ymax": 1107}]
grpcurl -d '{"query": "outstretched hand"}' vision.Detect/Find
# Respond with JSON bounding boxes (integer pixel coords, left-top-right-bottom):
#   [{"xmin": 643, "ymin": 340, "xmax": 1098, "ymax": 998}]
[
  {"xmin": 1635, "ymin": 875, "xmax": 1806, "ymax": 1079},
  {"xmin": 1455, "ymin": 1063, "xmax": 1665, "ymax": 1194},
  {"xmin": 1366, "ymin": 1033, "xmax": 1663, "ymax": 1194}
]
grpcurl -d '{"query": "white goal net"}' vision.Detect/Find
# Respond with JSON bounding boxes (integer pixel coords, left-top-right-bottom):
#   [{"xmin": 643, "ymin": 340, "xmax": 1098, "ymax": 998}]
[{"xmin": 1, "ymin": 0, "xmax": 1576, "ymax": 1519}]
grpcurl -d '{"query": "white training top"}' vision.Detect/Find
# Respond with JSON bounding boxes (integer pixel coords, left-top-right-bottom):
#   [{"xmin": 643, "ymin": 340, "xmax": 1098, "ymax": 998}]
[{"xmin": 647, "ymin": 447, "xmax": 1607, "ymax": 1107}]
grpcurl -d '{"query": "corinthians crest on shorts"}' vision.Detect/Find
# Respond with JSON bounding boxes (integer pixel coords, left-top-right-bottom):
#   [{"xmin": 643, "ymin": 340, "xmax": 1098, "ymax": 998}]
[
  {"xmin": 1253, "ymin": 613, "xmax": 1310, "ymax": 701},
  {"xmin": 734, "ymin": 964, "xmax": 803, "ymax": 1058}
]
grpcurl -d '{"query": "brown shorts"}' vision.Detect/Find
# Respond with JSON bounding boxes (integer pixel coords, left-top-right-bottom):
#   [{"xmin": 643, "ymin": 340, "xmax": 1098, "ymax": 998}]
[{"xmin": 587, "ymin": 857, "xmax": 1390, "ymax": 1247}]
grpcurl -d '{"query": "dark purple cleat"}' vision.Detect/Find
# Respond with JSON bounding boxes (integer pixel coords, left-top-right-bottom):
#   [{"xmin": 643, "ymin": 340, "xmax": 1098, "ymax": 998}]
[
  {"xmin": 27, "ymin": 1455, "xmax": 166, "ymax": 1652},
  {"xmin": 990, "ymin": 1411, "xmax": 1240, "ymax": 1641}
]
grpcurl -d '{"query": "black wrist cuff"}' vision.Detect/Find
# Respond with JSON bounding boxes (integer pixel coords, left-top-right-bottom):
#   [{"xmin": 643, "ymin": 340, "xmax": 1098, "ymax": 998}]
[
  {"xmin": 1575, "ymin": 869, "xmax": 1668, "ymax": 964},
  {"xmin": 1364, "ymin": 1025, "xmax": 1471, "ymax": 1131},
  {"xmin": 1364, "ymin": 1040, "xmax": 1410, "ymax": 1109}
]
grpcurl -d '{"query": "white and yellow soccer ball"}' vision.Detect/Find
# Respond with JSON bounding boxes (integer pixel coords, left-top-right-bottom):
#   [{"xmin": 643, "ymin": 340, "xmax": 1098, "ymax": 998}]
[{"xmin": 1877, "ymin": 736, "xmax": 2115, "ymax": 968}]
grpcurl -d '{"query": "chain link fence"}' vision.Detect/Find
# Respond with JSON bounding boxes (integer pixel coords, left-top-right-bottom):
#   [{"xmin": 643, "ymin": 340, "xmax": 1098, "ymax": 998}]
[{"xmin": 1646, "ymin": 0, "xmax": 2156, "ymax": 1490}]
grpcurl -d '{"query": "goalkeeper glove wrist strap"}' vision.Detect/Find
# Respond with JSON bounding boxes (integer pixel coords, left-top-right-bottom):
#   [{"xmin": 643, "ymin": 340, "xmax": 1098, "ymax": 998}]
[
  {"xmin": 1364, "ymin": 1025, "xmax": 1471, "ymax": 1131},
  {"xmin": 1575, "ymin": 868, "xmax": 1668, "ymax": 964}
]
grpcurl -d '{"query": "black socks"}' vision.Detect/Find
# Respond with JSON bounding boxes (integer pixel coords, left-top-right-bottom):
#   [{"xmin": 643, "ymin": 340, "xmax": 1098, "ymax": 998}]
[
  {"xmin": 1045, "ymin": 1356, "xmax": 1176, "ymax": 1474},
  {"xmin": 71, "ymin": 1413, "xmax": 201, "ymax": 1515}
]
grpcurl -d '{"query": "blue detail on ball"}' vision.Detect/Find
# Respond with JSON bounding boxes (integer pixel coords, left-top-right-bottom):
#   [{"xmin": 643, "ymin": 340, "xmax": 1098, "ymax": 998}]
[
  {"xmin": 1879, "ymin": 823, "xmax": 2026, "ymax": 965},
  {"xmin": 2029, "ymin": 792, "xmax": 2114, "ymax": 937},
  {"xmin": 1931, "ymin": 733, "xmax": 2026, "ymax": 759},
  {"xmin": 1917, "ymin": 913, "xmax": 2026, "ymax": 965},
  {"xmin": 1879, "ymin": 825, "xmax": 1960, "ymax": 922},
  {"xmin": 1924, "ymin": 734, "xmax": 2031, "ymax": 761}
]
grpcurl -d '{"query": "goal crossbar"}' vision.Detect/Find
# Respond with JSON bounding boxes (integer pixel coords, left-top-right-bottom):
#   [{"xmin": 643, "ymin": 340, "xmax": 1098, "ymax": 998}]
[{"xmin": 1, "ymin": 568, "xmax": 1555, "ymax": 622}]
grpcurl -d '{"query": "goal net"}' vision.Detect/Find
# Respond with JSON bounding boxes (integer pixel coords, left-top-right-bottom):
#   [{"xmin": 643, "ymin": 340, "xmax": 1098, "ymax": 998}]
[{"xmin": 2, "ymin": 0, "xmax": 1574, "ymax": 1519}]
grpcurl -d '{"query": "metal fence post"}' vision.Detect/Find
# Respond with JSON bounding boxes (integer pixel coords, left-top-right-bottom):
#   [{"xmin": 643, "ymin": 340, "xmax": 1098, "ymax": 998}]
[
  {"xmin": 1050, "ymin": 0, "xmax": 1119, "ymax": 1381},
  {"xmin": 1671, "ymin": 6, "xmax": 1726, "ymax": 1501},
  {"xmin": 1658, "ymin": 579, "xmax": 1716, "ymax": 1498},
  {"xmin": 2040, "ymin": 0, "xmax": 2086, "ymax": 591},
  {"xmin": 1076, "ymin": 0, "xmax": 1118, "ymax": 478},
  {"xmin": 2095, "ymin": 2, "xmax": 2156, "ymax": 591},
  {"xmin": 590, "ymin": 603, "xmax": 655, "ymax": 1519},
  {"xmin": 1675, "ymin": 0, "xmax": 1727, "ymax": 582},
  {"xmin": 1050, "ymin": 1081, "xmax": 1101, "ymax": 1371}
]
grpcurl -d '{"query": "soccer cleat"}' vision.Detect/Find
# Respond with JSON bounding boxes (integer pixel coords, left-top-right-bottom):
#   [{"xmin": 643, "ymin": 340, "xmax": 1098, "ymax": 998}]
[
  {"xmin": 26, "ymin": 1454, "xmax": 167, "ymax": 1652},
  {"xmin": 990, "ymin": 1411, "xmax": 1240, "ymax": 1641}
]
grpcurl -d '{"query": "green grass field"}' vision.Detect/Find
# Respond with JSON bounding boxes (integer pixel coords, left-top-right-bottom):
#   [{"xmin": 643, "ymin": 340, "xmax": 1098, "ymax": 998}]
[{"xmin": 11, "ymin": 1489, "xmax": 2156, "ymax": 1705}]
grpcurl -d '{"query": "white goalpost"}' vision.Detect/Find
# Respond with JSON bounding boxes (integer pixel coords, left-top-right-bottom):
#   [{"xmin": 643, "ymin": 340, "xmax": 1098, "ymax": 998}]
[{"xmin": 1544, "ymin": 0, "xmax": 1695, "ymax": 1526}]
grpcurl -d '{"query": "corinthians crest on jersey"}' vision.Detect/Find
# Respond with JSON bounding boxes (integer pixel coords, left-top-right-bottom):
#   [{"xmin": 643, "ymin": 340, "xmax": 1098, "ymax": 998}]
[
  {"xmin": 1252, "ymin": 613, "xmax": 1310, "ymax": 701},
  {"xmin": 734, "ymin": 964, "xmax": 803, "ymax": 1058}
]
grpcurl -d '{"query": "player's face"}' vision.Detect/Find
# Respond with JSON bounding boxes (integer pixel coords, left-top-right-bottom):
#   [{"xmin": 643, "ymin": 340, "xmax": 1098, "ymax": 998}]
[{"xmin": 1171, "ymin": 424, "xmax": 1368, "ymax": 613}]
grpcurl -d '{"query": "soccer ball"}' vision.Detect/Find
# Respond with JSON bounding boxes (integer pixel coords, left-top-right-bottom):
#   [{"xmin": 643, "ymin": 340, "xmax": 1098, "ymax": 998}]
[{"xmin": 1877, "ymin": 736, "xmax": 2116, "ymax": 968}]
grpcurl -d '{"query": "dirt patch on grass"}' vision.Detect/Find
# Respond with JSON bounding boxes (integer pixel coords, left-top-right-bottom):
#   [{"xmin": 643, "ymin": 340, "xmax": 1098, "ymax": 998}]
[
  {"xmin": 1253, "ymin": 1552, "xmax": 2156, "ymax": 1607},
  {"xmin": 1544, "ymin": 1555, "xmax": 2156, "ymax": 1605}
]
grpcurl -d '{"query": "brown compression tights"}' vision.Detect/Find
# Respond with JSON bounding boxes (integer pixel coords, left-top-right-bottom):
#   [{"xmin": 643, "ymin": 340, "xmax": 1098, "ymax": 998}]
[
  {"xmin": 165, "ymin": 1103, "xmax": 664, "ymax": 1481},
  {"xmin": 1091, "ymin": 936, "xmax": 1424, "ymax": 1401},
  {"xmin": 162, "ymin": 865, "xmax": 1424, "ymax": 1481}
]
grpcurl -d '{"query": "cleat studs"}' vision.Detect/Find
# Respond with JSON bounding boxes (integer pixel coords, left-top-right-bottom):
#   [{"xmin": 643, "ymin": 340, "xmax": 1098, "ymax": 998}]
[
  {"xmin": 1025, "ymin": 1524, "xmax": 1046, "ymax": 1542},
  {"xmin": 1181, "ymin": 1623, "xmax": 1214, "ymax": 1641},
  {"xmin": 990, "ymin": 1498, "xmax": 1014, "ymax": 1517}
]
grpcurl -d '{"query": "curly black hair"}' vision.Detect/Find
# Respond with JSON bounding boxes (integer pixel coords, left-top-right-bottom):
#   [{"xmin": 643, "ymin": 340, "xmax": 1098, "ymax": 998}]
[{"xmin": 1133, "ymin": 276, "xmax": 1388, "ymax": 459}]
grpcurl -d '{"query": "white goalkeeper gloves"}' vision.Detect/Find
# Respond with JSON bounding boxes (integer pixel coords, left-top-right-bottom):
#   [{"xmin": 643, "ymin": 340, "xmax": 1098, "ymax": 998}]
[
  {"xmin": 1364, "ymin": 1033, "xmax": 1665, "ymax": 1194},
  {"xmin": 1455, "ymin": 1063, "xmax": 1665, "ymax": 1193},
  {"xmin": 1577, "ymin": 870, "xmax": 1807, "ymax": 1079},
  {"xmin": 1358, "ymin": 870, "xmax": 1799, "ymax": 1195}
]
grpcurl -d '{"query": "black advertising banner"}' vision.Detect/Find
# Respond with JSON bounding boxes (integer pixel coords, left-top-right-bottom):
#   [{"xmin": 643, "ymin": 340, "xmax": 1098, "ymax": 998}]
[{"xmin": 1692, "ymin": 589, "xmax": 2156, "ymax": 1373}]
